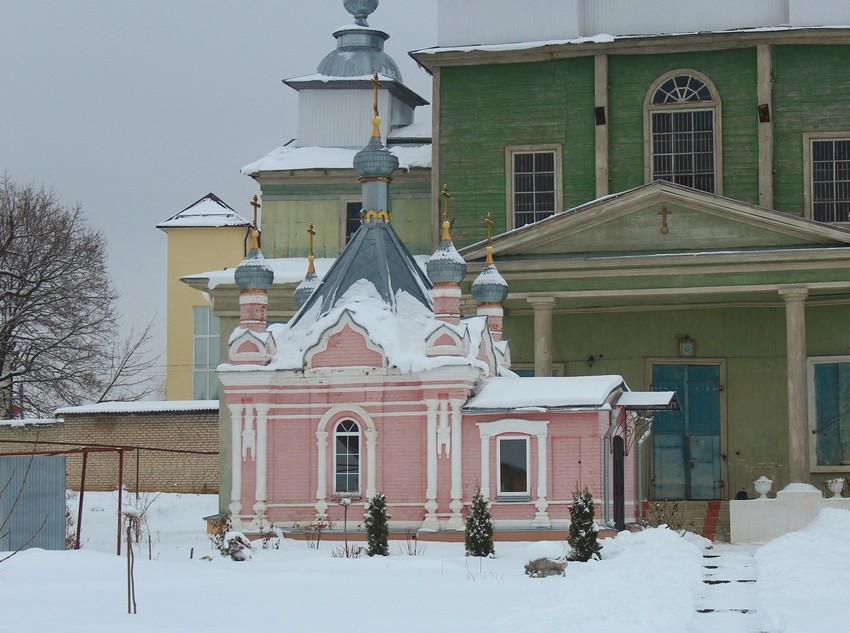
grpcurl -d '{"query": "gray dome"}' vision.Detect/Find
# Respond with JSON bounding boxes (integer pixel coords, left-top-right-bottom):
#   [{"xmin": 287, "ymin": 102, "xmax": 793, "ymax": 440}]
[
  {"xmin": 353, "ymin": 136, "xmax": 399, "ymax": 178},
  {"xmin": 294, "ymin": 272, "xmax": 320, "ymax": 309},
  {"xmin": 472, "ymin": 264, "xmax": 508, "ymax": 304},
  {"xmin": 234, "ymin": 248, "xmax": 274, "ymax": 290},
  {"xmin": 426, "ymin": 240, "xmax": 467, "ymax": 285},
  {"xmin": 317, "ymin": 26, "xmax": 401, "ymax": 81}
]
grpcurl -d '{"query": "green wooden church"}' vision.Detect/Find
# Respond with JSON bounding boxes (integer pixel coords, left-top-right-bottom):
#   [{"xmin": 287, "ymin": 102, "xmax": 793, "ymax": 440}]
[{"xmin": 189, "ymin": 1, "xmax": 850, "ymax": 534}]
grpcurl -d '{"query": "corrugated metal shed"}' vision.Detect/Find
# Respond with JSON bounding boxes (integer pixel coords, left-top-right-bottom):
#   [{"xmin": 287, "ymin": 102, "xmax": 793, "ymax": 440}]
[{"xmin": 0, "ymin": 455, "xmax": 66, "ymax": 552}]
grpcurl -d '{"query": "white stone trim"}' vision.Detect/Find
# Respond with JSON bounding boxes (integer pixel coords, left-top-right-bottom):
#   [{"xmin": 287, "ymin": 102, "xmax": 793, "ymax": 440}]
[
  {"xmin": 228, "ymin": 403, "xmax": 244, "ymax": 528},
  {"xmin": 423, "ymin": 399, "xmax": 439, "ymax": 528},
  {"xmin": 447, "ymin": 399, "xmax": 465, "ymax": 529},
  {"xmin": 253, "ymin": 403, "xmax": 269, "ymax": 522}
]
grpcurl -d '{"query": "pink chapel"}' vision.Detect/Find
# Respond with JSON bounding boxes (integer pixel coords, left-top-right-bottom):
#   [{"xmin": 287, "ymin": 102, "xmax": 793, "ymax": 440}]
[{"xmin": 217, "ymin": 87, "xmax": 675, "ymax": 535}]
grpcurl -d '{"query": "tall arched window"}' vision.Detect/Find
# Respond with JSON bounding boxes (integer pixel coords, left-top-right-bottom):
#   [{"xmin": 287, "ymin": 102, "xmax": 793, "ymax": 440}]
[
  {"xmin": 646, "ymin": 71, "xmax": 721, "ymax": 194},
  {"xmin": 334, "ymin": 419, "xmax": 360, "ymax": 494}
]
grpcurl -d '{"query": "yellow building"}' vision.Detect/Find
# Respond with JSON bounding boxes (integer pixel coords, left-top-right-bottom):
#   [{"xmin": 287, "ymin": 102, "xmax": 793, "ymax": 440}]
[{"xmin": 157, "ymin": 193, "xmax": 250, "ymax": 400}]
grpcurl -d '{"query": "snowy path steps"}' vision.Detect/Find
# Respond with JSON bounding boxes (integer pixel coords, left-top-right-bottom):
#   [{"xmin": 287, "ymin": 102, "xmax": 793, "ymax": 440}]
[{"xmin": 690, "ymin": 544, "xmax": 768, "ymax": 633}]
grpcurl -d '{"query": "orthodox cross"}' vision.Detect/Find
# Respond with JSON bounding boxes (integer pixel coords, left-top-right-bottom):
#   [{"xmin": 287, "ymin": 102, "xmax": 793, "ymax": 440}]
[
  {"xmin": 249, "ymin": 194, "xmax": 261, "ymax": 248},
  {"xmin": 371, "ymin": 72, "xmax": 381, "ymax": 137},
  {"xmin": 658, "ymin": 206, "xmax": 671, "ymax": 234},
  {"xmin": 306, "ymin": 222, "xmax": 316, "ymax": 274},
  {"xmin": 485, "ymin": 212, "xmax": 494, "ymax": 264},
  {"xmin": 250, "ymin": 194, "xmax": 261, "ymax": 230},
  {"xmin": 440, "ymin": 184, "xmax": 451, "ymax": 241}
]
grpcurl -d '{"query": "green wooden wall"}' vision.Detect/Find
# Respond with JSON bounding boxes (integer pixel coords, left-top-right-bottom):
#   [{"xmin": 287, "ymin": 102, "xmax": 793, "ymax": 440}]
[
  {"xmin": 773, "ymin": 45, "xmax": 850, "ymax": 215},
  {"xmin": 439, "ymin": 58, "xmax": 596, "ymax": 247}
]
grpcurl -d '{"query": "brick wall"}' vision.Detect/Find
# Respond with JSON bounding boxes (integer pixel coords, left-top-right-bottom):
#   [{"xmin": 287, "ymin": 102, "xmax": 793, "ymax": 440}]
[{"xmin": 0, "ymin": 410, "xmax": 219, "ymax": 494}]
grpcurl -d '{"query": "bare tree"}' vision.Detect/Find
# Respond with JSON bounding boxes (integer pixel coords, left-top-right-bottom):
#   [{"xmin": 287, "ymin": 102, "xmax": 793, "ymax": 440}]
[
  {"xmin": 97, "ymin": 317, "xmax": 161, "ymax": 404},
  {"xmin": 0, "ymin": 175, "xmax": 156, "ymax": 418}
]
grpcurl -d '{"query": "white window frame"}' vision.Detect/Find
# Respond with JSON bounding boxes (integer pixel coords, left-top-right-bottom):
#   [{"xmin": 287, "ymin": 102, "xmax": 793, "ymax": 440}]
[
  {"xmin": 333, "ymin": 419, "xmax": 361, "ymax": 495},
  {"xmin": 644, "ymin": 70, "xmax": 723, "ymax": 194},
  {"xmin": 192, "ymin": 305, "xmax": 219, "ymax": 400},
  {"xmin": 803, "ymin": 132, "xmax": 850, "ymax": 224},
  {"xmin": 505, "ymin": 144, "xmax": 562, "ymax": 231},
  {"xmin": 496, "ymin": 435, "xmax": 531, "ymax": 498},
  {"xmin": 807, "ymin": 355, "xmax": 850, "ymax": 472},
  {"xmin": 511, "ymin": 362, "xmax": 564, "ymax": 377}
]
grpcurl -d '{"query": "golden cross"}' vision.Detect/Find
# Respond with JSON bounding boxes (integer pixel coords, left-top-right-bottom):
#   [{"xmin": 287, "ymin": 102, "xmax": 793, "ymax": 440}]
[
  {"xmin": 307, "ymin": 222, "xmax": 316, "ymax": 274},
  {"xmin": 371, "ymin": 72, "xmax": 381, "ymax": 137},
  {"xmin": 250, "ymin": 195, "xmax": 261, "ymax": 230},
  {"xmin": 659, "ymin": 206, "xmax": 671, "ymax": 234},
  {"xmin": 485, "ymin": 212, "xmax": 494, "ymax": 265},
  {"xmin": 440, "ymin": 184, "xmax": 451, "ymax": 241}
]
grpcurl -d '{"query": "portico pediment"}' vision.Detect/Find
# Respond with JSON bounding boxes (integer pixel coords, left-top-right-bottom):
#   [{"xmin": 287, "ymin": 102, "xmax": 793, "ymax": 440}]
[{"xmin": 461, "ymin": 182, "xmax": 850, "ymax": 261}]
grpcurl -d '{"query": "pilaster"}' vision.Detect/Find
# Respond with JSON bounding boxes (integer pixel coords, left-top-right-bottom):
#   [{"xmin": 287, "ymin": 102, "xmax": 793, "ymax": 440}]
[
  {"xmin": 780, "ymin": 287, "xmax": 809, "ymax": 483},
  {"xmin": 529, "ymin": 296, "xmax": 556, "ymax": 377}
]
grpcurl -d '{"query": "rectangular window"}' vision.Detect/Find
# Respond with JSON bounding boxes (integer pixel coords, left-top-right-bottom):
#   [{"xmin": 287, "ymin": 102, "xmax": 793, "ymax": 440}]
[
  {"xmin": 192, "ymin": 306, "xmax": 220, "ymax": 400},
  {"xmin": 651, "ymin": 110, "xmax": 715, "ymax": 193},
  {"xmin": 497, "ymin": 436, "xmax": 529, "ymax": 496},
  {"xmin": 344, "ymin": 200, "xmax": 362, "ymax": 244},
  {"xmin": 810, "ymin": 138, "xmax": 850, "ymax": 223},
  {"xmin": 511, "ymin": 363, "xmax": 563, "ymax": 378},
  {"xmin": 507, "ymin": 146, "xmax": 561, "ymax": 230},
  {"xmin": 810, "ymin": 358, "xmax": 850, "ymax": 469}
]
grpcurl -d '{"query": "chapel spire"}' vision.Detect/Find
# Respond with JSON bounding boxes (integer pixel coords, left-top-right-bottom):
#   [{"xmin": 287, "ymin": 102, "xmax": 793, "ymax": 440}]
[
  {"xmin": 229, "ymin": 195, "xmax": 276, "ymax": 364},
  {"xmin": 294, "ymin": 223, "xmax": 320, "ymax": 309},
  {"xmin": 472, "ymin": 212, "xmax": 509, "ymax": 341},
  {"xmin": 426, "ymin": 185, "xmax": 467, "ymax": 325}
]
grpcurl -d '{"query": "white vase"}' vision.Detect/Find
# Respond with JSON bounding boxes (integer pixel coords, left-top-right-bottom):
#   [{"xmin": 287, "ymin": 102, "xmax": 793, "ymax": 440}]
[
  {"xmin": 827, "ymin": 478, "xmax": 846, "ymax": 498},
  {"xmin": 753, "ymin": 475, "xmax": 773, "ymax": 499}
]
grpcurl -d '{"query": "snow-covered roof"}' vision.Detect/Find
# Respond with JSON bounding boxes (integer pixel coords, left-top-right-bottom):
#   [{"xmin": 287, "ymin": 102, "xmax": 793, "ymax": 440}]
[
  {"xmin": 55, "ymin": 400, "xmax": 219, "ymax": 415},
  {"xmin": 0, "ymin": 418, "xmax": 57, "ymax": 428},
  {"xmin": 616, "ymin": 391, "xmax": 677, "ymax": 409},
  {"xmin": 465, "ymin": 375, "xmax": 628, "ymax": 411},
  {"xmin": 184, "ymin": 254, "xmax": 431, "ymax": 291},
  {"xmin": 241, "ymin": 143, "xmax": 431, "ymax": 175},
  {"xmin": 388, "ymin": 121, "xmax": 432, "ymax": 141},
  {"xmin": 414, "ymin": 25, "xmax": 850, "ymax": 59},
  {"xmin": 157, "ymin": 193, "xmax": 249, "ymax": 229}
]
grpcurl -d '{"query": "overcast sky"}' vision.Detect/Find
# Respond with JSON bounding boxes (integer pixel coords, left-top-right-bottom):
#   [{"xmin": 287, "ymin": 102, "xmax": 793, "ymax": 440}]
[{"xmin": 0, "ymin": 0, "xmax": 436, "ymax": 381}]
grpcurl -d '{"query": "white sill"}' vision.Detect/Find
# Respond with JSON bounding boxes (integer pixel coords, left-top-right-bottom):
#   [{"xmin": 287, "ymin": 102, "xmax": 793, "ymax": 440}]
[{"xmin": 494, "ymin": 495, "xmax": 532, "ymax": 503}]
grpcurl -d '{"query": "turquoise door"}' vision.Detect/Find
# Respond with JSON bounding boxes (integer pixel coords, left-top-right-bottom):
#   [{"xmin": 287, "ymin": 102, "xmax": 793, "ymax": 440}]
[{"xmin": 651, "ymin": 364, "xmax": 722, "ymax": 500}]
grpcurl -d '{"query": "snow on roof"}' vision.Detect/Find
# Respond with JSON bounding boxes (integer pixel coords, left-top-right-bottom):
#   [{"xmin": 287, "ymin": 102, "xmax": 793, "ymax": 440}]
[
  {"xmin": 185, "ymin": 254, "xmax": 431, "ymax": 291},
  {"xmin": 0, "ymin": 418, "xmax": 57, "ymax": 428},
  {"xmin": 413, "ymin": 25, "xmax": 850, "ymax": 57},
  {"xmin": 616, "ymin": 391, "xmax": 677, "ymax": 409},
  {"xmin": 284, "ymin": 72, "xmax": 397, "ymax": 85},
  {"xmin": 241, "ymin": 143, "xmax": 431, "ymax": 175},
  {"xmin": 388, "ymin": 121, "xmax": 432, "ymax": 140},
  {"xmin": 157, "ymin": 193, "xmax": 250, "ymax": 229},
  {"xmin": 465, "ymin": 375, "xmax": 628, "ymax": 410},
  {"xmin": 55, "ymin": 400, "xmax": 219, "ymax": 415}
]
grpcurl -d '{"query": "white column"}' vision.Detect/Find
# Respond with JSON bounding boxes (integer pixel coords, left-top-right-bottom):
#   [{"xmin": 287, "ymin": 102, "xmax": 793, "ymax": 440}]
[
  {"xmin": 253, "ymin": 404, "xmax": 269, "ymax": 521},
  {"xmin": 228, "ymin": 403, "xmax": 244, "ymax": 528},
  {"xmin": 447, "ymin": 399, "xmax": 465, "ymax": 530},
  {"xmin": 529, "ymin": 296, "xmax": 556, "ymax": 377},
  {"xmin": 423, "ymin": 400, "xmax": 439, "ymax": 529},
  {"xmin": 315, "ymin": 431, "xmax": 328, "ymax": 518},
  {"xmin": 780, "ymin": 287, "xmax": 810, "ymax": 483},
  {"xmin": 532, "ymin": 433, "xmax": 551, "ymax": 527},
  {"xmin": 365, "ymin": 428, "xmax": 378, "ymax": 500},
  {"xmin": 479, "ymin": 433, "xmax": 490, "ymax": 500}
]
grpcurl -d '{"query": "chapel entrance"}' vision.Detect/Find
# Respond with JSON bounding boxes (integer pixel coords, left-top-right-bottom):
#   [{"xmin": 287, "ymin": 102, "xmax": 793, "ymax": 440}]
[{"xmin": 651, "ymin": 363, "xmax": 723, "ymax": 500}]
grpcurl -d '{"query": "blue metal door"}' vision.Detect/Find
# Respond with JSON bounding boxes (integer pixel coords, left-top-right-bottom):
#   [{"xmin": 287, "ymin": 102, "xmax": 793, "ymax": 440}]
[{"xmin": 652, "ymin": 364, "xmax": 721, "ymax": 500}]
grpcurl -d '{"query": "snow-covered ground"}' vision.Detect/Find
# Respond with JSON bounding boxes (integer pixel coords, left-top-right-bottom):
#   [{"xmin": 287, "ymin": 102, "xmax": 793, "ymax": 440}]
[{"xmin": 2, "ymin": 492, "xmax": 848, "ymax": 633}]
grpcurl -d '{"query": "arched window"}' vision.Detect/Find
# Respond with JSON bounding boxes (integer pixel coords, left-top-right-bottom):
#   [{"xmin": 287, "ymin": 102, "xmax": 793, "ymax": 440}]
[
  {"xmin": 334, "ymin": 419, "xmax": 360, "ymax": 494},
  {"xmin": 645, "ymin": 71, "xmax": 721, "ymax": 193}
]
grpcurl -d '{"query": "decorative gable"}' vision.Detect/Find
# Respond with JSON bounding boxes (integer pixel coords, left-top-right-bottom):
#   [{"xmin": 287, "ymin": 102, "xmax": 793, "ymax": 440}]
[
  {"xmin": 228, "ymin": 328, "xmax": 276, "ymax": 365},
  {"xmin": 425, "ymin": 323, "xmax": 470, "ymax": 358},
  {"xmin": 304, "ymin": 310, "xmax": 387, "ymax": 369}
]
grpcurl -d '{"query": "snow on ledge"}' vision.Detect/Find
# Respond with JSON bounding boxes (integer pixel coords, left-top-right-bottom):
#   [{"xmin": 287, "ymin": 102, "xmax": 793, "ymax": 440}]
[
  {"xmin": 241, "ymin": 143, "xmax": 431, "ymax": 175},
  {"xmin": 54, "ymin": 400, "xmax": 219, "ymax": 415}
]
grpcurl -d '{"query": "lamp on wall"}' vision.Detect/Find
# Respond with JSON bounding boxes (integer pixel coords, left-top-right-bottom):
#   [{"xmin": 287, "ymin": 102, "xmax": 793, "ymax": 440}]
[
  {"xmin": 587, "ymin": 355, "xmax": 595, "ymax": 368},
  {"xmin": 758, "ymin": 103, "xmax": 771, "ymax": 123}
]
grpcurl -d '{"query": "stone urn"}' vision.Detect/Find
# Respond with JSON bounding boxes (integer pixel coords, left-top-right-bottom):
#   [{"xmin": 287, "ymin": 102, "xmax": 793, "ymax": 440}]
[
  {"xmin": 826, "ymin": 477, "xmax": 846, "ymax": 498},
  {"xmin": 753, "ymin": 475, "xmax": 773, "ymax": 499}
]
